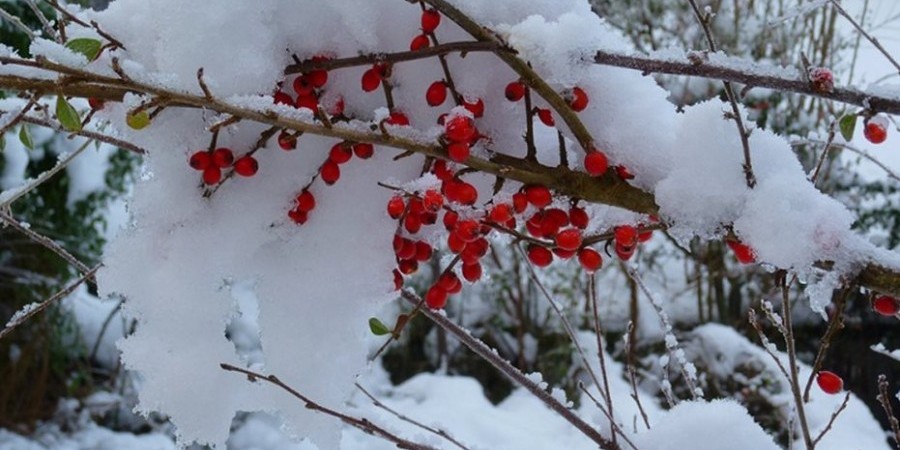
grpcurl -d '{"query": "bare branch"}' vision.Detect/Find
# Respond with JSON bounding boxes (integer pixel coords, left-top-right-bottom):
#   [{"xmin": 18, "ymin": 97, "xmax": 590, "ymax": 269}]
[
  {"xmin": 354, "ymin": 383, "xmax": 471, "ymax": 450},
  {"xmin": 812, "ymin": 391, "xmax": 851, "ymax": 446},
  {"xmin": 0, "ymin": 265, "xmax": 100, "ymax": 342},
  {"xmin": 829, "ymin": 0, "xmax": 900, "ymax": 77},
  {"xmin": 399, "ymin": 290, "xmax": 621, "ymax": 450},
  {"xmin": 220, "ymin": 364, "xmax": 441, "ymax": 450}
]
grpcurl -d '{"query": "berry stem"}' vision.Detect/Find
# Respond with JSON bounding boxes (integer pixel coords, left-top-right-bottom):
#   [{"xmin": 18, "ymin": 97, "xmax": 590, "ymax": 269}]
[{"xmin": 523, "ymin": 86, "xmax": 537, "ymax": 162}]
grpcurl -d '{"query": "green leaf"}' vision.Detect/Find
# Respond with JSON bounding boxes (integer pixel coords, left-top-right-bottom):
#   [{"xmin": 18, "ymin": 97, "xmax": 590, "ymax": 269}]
[
  {"xmin": 65, "ymin": 38, "xmax": 102, "ymax": 61},
  {"xmin": 18, "ymin": 125, "xmax": 33, "ymax": 150},
  {"xmin": 56, "ymin": 96, "xmax": 82, "ymax": 132},
  {"xmin": 368, "ymin": 317, "xmax": 391, "ymax": 336},
  {"xmin": 839, "ymin": 114, "xmax": 857, "ymax": 142}
]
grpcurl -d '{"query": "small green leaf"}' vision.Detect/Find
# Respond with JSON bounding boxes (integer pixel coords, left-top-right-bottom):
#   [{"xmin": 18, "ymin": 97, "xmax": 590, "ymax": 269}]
[
  {"xmin": 839, "ymin": 114, "xmax": 857, "ymax": 142},
  {"xmin": 65, "ymin": 38, "xmax": 102, "ymax": 61},
  {"xmin": 368, "ymin": 317, "xmax": 391, "ymax": 336},
  {"xmin": 18, "ymin": 125, "xmax": 33, "ymax": 150},
  {"xmin": 56, "ymin": 96, "xmax": 82, "ymax": 132}
]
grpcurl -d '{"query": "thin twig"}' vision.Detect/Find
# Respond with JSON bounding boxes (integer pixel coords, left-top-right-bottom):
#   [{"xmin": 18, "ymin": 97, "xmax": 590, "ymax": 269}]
[
  {"xmin": 779, "ymin": 276, "xmax": 815, "ymax": 450},
  {"xmin": 589, "ymin": 275, "xmax": 617, "ymax": 444},
  {"xmin": 23, "ymin": 0, "xmax": 58, "ymax": 42},
  {"xmin": 284, "ymin": 41, "xmax": 499, "ymax": 75},
  {"xmin": 877, "ymin": 374, "xmax": 900, "ymax": 449},
  {"xmin": 0, "ymin": 135, "xmax": 93, "ymax": 208},
  {"xmin": 803, "ymin": 288, "xmax": 849, "ymax": 402},
  {"xmin": 812, "ymin": 392, "xmax": 851, "ymax": 446},
  {"xmin": 20, "ymin": 114, "xmax": 147, "ymax": 155},
  {"xmin": 220, "ymin": 364, "xmax": 440, "ymax": 450},
  {"xmin": 354, "ymin": 383, "xmax": 471, "ymax": 450},
  {"xmin": 0, "ymin": 265, "xmax": 100, "ymax": 341},
  {"xmin": 0, "ymin": 95, "xmax": 39, "ymax": 137},
  {"xmin": 829, "ymin": 0, "xmax": 900, "ymax": 77},
  {"xmin": 0, "ymin": 6, "xmax": 36, "ymax": 40},
  {"xmin": 809, "ymin": 120, "xmax": 837, "ymax": 185},
  {"xmin": 400, "ymin": 290, "xmax": 620, "ymax": 450},
  {"xmin": 685, "ymin": 0, "xmax": 756, "ymax": 188},
  {"xmin": 623, "ymin": 322, "xmax": 651, "ymax": 430},
  {"xmin": 0, "ymin": 211, "xmax": 93, "ymax": 278}
]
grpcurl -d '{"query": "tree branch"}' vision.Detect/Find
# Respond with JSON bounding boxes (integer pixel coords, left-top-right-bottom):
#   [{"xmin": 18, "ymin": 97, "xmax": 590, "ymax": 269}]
[{"xmin": 400, "ymin": 290, "xmax": 621, "ymax": 450}]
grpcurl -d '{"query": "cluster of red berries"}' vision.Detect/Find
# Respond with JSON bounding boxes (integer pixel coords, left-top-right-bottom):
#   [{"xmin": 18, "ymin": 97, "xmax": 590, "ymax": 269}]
[
  {"xmin": 274, "ymin": 56, "xmax": 344, "ymax": 118},
  {"xmin": 287, "ymin": 140, "xmax": 375, "ymax": 225},
  {"xmin": 442, "ymin": 114, "xmax": 480, "ymax": 162},
  {"xmin": 611, "ymin": 224, "xmax": 653, "ymax": 261},
  {"xmin": 410, "ymin": 8, "xmax": 441, "ymax": 51},
  {"xmin": 188, "ymin": 147, "xmax": 258, "ymax": 185}
]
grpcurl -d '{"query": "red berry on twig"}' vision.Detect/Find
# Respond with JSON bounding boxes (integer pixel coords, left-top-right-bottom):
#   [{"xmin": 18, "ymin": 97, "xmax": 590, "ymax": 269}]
[
  {"xmin": 816, "ymin": 371, "xmax": 843, "ymax": 394},
  {"xmin": 426, "ymin": 81, "xmax": 448, "ymax": 107},
  {"xmin": 505, "ymin": 81, "xmax": 525, "ymax": 102},
  {"xmin": 873, "ymin": 295, "xmax": 900, "ymax": 317},
  {"xmin": 527, "ymin": 245, "xmax": 553, "ymax": 267},
  {"xmin": 421, "ymin": 9, "xmax": 441, "ymax": 33},
  {"xmin": 233, "ymin": 156, "xmax": 259, "ymax": 177},
  {"xmin": 584, "ymin": 150, "xmax": 609, "ymax": 176},
  {"xmin": 189, "ymin": 151, "xmax": 211, "ymax": 170},
  {"xmin": 567, "ymin": 86, "xmax": 589, "ymax": 112},
  {"xmin": 410, "ymin": 34, "xmax": 430, "ymax": 51}
]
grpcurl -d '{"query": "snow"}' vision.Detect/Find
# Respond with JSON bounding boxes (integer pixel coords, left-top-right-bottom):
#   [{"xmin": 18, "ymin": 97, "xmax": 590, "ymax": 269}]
[{"xmin": 0, "ymin": 0, "xmax": 894, "ymax": 447}]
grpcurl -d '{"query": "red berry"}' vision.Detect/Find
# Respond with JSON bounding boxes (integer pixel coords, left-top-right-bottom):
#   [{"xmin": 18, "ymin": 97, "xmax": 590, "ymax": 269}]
[
  {"xmin": 426, "ymin": 81, "xmax": 448, "ymax": 107},
  {"xmin": 88, "ymin": 97, "xmax": 105, "ymax": 110},
  {"xmin": 488, "ymin": 204, "xmax": 512, "ymax": 224},
  {"xmin": 296, "ymin": 190, "xmax": 316, "ymax": 213},
  {"xmin": 410, "ymin": 34, "xmax": 430, "ymax": 51},
  {"xmin": 808, "ymin": 67, "xmax": 834, "ymax": 94},
  {"xmin": 387, "ymin": 196, "xmax": 405, "ymax": 219},
  {"xmin": 584, "ymin": 151, "xmax": 609, "ymax": 176},
  {"xmin": 278, "ymin": 130, "xmax": 297, "ymax": 151},
  {"xmin": 423, "ymin": 189, "xmax": 443, "ymax": 212},
  {"xmin": 638, "ymin": 228, "xmax": 653, "ymax": 242},
  {"xmin": 432, "ymin": 159, "xmax": 453, "ymax": 181},
  {"xmin": 404, "ymin": 214, "xmax": 422, "ymax": 234},
  {"xmin": 864, "ymin": 117, "xmax": 888, "ymax": 144},
  {"xmin": 456, "ymin": 220, "xmax": 480, "ymax": 242},
  {"xmin": 568, "ymin": 86, "xmax": 589, "ymax": 112},
  {"xmin": 578, "ymin": 248, "xmax": 602, "ymax": 272},
  {"xmin": 361, "ymin": 68, "xmax": 381, "ymax": 92},
  {"xmin": 212, "ymin": 148, "xmax": 234, "ymax": 168},
  {"xmin": 536, "ymin": 108, "xmax": 554, "ymax": 127},
  {"xmin": 616, "ymin": 165, "xmax": 634, "ymax": 180},
  {"xmin": 327, "ymin": 95, "xmax": 345, "ymax": 116},
  {"xmin": 273, "ymin": 91, "xmax": 293, "ymax": 106},
  {"xmin": 614, "ymin": 226, "xmax": 638, "ymax": 248},
  {"xmin": 569, "ymin": 207, "xmax": 589, "ymax": 229},
  {"xmin": 462, "ymin": 262, "xmax": 482, "ymax": 282},
  {"xmin": 421, "ymin": 9, "xmax": 441, "ymax": 33},
  {"xmin": 352, "ymin": 143, "xmax": 374, "ymax": 159},
  {"xmin": 447, "ymin": 232, "xmax": 466, "ymax": 254},
  {"xmin": 463, "ymin": 98, "xmax": 484, "ymax": 118},
  {"xmin": 527, "ymin": 245, "xmax": 553, "ymax": 267},
  {"xmin": 726, "ymin": 240, "xmax": 756, "ymax": 264},
  {"xmin": 512, "ymin": 192, "xmax": 528, "ymax": 213},
  {"xmin": 189, "ymin": 151, "xmax": 211, "ymax": 170},
  {"xmin": 395, "ymin": 236, "xmax": 416, "ymax": 260},
  {"xmin": 307, "ymin": 69, "xmax": 328, "ymax": 88},
  {"xmin": 386, "ymin": 111, "xmax": 410, "ymax": 126},
  {"xmin": 615, "ymin": 243, "xmax": 635, "ymax": 261},
  {"xmin": 553, "ymin": 248, "xmax": 576, "ymax": 259},
  {"xmin": 439, "ymin": 272, "xmax": 463, "ymax": 294},
  {"xmin": 293, "ymin": 75, "xmax": 314, "ymax": 96},
  {"xmin": 233, "ymin": 156, "xmax": 259, "ymax": 177},
  {"xmin": 415, "ymin": 241, "xmax": 433, "ymax": 261},
  {"xmin": 816, "ymin": 371, "xmax": 843, "ymax": 394},
  {"xmin": 539, "ymin": 212, "xmax": 563, "ymax": 238},
  {"xmin": 398, "ymin": 259, "xmax": 419, "ymax": 275},
  {"xmin": 288, "ymin": 209, "xmax": 308, "ymax": 225},
  {"xmin": 555, "ymin": 228, "xmax": 583, "ymax": 251},
  {"xmin": 443, "ymin": 210, "xmax": 459, "ymax": 230},
  {"xmin": 202, "ymin": 166, "xmax": 222, "ymax": 185},
  {"xmin": 873, "ymin": 295, "xmax": 900, "ymax": 317},
  {"xmin": 444, "ymin": 116, "xmax": 477, "ymax": 143},
  {"xmin": 296, "ymin": 94, "xmax": 319, "ymax": 112},
  {"xmin": 329, "ymin": 143, "xmax": 353, "ymax": 164},
  {"xmin": 426, "ymin": 284, "xmax": 449, "ymax": 309},
  {"xmin": 320, "ymin": 160, "xmax": 341, "ymax": 185},
  {"xmin": 456, "ymin": 182, "xmax": 478, "ymax": 205},
  {"xmin": 505, "ymin": 81, "xmax": 525, "ymax": 102},
  {"xmin": 447, "ymin": 142, "xmax": 470, "ymax": 162},
  {"xmin": 525, "ymin": 185, "xmax": 552, "ymax": 209}
]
